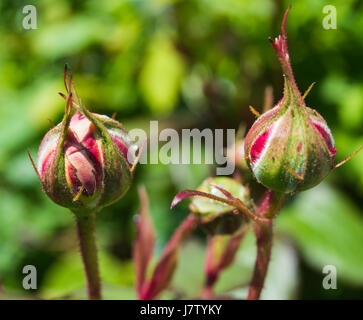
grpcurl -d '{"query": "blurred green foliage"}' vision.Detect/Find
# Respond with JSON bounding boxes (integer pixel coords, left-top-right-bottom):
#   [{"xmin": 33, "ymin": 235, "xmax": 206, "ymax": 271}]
[{"xmin": 0, "ymin": 0, "xmax": 362, "ymax": 299}]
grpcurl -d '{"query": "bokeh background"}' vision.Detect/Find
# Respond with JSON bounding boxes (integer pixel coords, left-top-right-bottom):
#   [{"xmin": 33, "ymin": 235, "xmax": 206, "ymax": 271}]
[{"xmin": 0, "ymin": 0, "xmax": 362, "ymax": 299}]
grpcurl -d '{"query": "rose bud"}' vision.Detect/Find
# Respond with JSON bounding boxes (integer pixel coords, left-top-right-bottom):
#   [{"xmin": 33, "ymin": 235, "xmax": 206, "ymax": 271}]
[
  {"xmin": 29, "ymin": 67, "xmax": 138, "ymax": 215},
  {"xmin": 172, "ymin": 177, "xmax": 253, "ymax": 235},
  {"xmin": 244, "ymin": 8, "xmax": 337, "ymax": 193}
]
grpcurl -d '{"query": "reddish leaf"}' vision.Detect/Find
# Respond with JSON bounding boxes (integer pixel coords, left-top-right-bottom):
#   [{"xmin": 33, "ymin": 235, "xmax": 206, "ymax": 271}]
[
  {"xmin": 140, "ymin": 214, "xmax": 198, "ymax": 300},
  {"xmin": 171, "ymin": 183, "xmax": 266, "ymax": 225},
  {"xmin": 170, "ymin": 189, "xmax": 235, "ymax": 210},
  {"xmin": 204, "ymin": 225, "xmax": 248, "ymax": 294},
  {"xmin": 0, "ymin": 278, "xmax": 5, "ymax": 295},
  {"xmin": 133, "ymin": 185, "xmax": 156, "ymax": 296}
]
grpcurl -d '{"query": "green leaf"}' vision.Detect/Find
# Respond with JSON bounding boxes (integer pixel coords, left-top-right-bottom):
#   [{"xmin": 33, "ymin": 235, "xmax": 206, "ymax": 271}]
[
  {"xmin": 277, "ymin": 183, "xmax": 363, "ymax": 286},
  {"xmin": 171, "ymin": 240, "xmax": 205, "ymax": 298},
  {"xmin": 41, "ymin": 251, "xmax": 134, "ymax": 299},
  {"xmin": 213, "ymin": 228, "xmax": 255, "ymax": 294},
  {"xmin": 260, "ymin": 239, "xmax": 299, "ymax": 300},
  {"xmin": 171, "ymin": 229, "xmax": 299, "ymax": 299},
  {"xmin": 139, "ymin": 35, "xmax": 185, "ymax": 114},
  {"xmin": 217, "ymin": 230, "xmax": 299, "ymax": 300},
  {"xmin": 338, "ymin": 85, "xmax": 363, "ymax": 131},
  {"xmin": 31, "ymin": 16, "xmax": 111, "ymax": 58}
]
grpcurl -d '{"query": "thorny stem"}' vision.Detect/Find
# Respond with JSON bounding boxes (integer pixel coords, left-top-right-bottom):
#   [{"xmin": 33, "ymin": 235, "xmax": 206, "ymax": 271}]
[
  {"xmin": 76, "ymin": 211, "xmax": 102, "ymax": 300},
  {"xmin": 247, "ymin": 190, "xmax": 285, "ymax": 300}
]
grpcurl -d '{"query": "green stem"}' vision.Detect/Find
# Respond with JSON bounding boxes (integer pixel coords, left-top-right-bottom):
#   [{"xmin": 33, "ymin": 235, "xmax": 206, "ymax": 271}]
[
  {"xmin": 247, "ymin": 190, "xmax": 285, "ymax": 300},
  {"xmin": 76, "ymin": 212, "xmax": 102, "ymax": 300}
]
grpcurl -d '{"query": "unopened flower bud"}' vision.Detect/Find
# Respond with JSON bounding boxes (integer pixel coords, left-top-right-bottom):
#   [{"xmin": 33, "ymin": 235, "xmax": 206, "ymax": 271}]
[
  {"xmin": 31, "ymin": 67, "xmax": 138, "ymax": 214},
  {"xmin": 244, "ymin": 9, "xmax": 336, "ymax": 193},
  {"xmin": 189, "ymin": 177, "xmax": 251, "ymax": 235}
]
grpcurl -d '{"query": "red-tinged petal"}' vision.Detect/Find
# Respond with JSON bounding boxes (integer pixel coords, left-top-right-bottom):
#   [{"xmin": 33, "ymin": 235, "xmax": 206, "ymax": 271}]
[
  {"xmin": 112, "ymin": 137, "xmax": 130, "ymax": 164},
  {"xmin": 92, "ymin": 113, "xmax": 137, "ymax": 166},
  {"xmin": 250, "ymin": 126, "xmax": 273, "ymax": 164},
  {"xmin": 66, "ymin": 161, "xmax": 80, "ymax": 191},
  {"xmin": 69, "ymin": 112, "xmax": 102, "ymax": 164},
  {"xmin": 69, "ymin": 112, "xmax": 92, "ymax": 141},
  {"xmin": 41, "ymin": 150, "xmax": 55, "ymax": 179},
  {"xmin": 312, "ymin": 122, "xmax": 336, "ymax": 155},
  {"xmin": 66, "ymin": 149, "xmax": 96, "ymax": 195},
  {"xmin": 64, "ymin": 129, "xmax": 98, "ymax": 196},
  {"xmin": 37, "ymin": 127, "xmax": 61, "ymax": 178},
  {"xmin": 82, "ymin": 130, "xmax": 102, "ymax": 164}
]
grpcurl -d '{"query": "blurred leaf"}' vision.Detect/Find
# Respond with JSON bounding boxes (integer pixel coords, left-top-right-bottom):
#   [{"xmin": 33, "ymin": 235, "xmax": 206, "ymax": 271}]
[
  {"xmin": 141, "ymin": 214, "xmax": 197, "ymax": 299},
  {"xmin": 205, "ymin": 225, "xmax": 248, "ymax": 289},
  {"xmin": 50, "ymin": 284, "xmax": 137, "ymax": 300},
  {"xmin": 260, "ymin": 239, "xmax": 299, "ymax": 300},
  {"xmin": 41, "ymin": 251, "xmax": 134, "ymax": 299},
  {"xmin": 173, "ymin": 228, "xmax": 299, "ymax": 299},
  {"xmin": 5, "ymin": 148, "xmax": 42, "ymax": 187},
  {"xmin": 338, "ymin": 85, "xmax": 363, "ymax": 131},
  {"xmin": 171, "ymin": 240, "xmax": 206, "ymax": 297},
  {"xmin": 31, "ymin": 15, "xmax": 111, "ymax": 58},
  {"xmin": 277, "ymin": 183, "xmax": 363, "ymax": 286},
  {"xmin": 334, "ymin": 131, "xmax": 363, "ymax": 192},
  {"xmin": 213, "ymin": 228, "xmax": 255, "ymax": 295},
  {"xmin": 0, "ymin": 186, "xmax": 70, "ymax": 278},
  {"xmin": 27, "ymin": 79, "xmax": 64, "ymax": 130},
  {"xmin": 216, "ymin": 230, "xmax": 299, "ymax": 300},
  {"xmin": 140, "ymin": 35, "xmax": 186, "ymax": 114}
]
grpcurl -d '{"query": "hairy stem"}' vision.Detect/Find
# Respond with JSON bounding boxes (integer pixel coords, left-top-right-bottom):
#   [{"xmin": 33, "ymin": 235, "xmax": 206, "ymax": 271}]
[
  {"xmin": 247, "ymin": 190, "xmax": 285, "ymax": 300},
  {"xmin": 76, "ymin": 212, "xmax": 102, "ymax": 300},
  {"xmin": 269, "ymin": 7, "xmax": 304, "ymax": 103},
  {"xmin": 247, "ymin": 220, "xmax": 273, "ymax": 300}
]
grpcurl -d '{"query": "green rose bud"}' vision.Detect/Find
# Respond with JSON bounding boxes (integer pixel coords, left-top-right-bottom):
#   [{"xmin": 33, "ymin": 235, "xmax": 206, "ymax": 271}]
[{"xmin": 244, "ymin": 8, "xmax": 336, "ymax": 193}]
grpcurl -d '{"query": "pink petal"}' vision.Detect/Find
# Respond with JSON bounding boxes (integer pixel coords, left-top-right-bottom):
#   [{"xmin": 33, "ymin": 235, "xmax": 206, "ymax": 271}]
[
  {"xmin": 112, "ymin": 137, "xmax": 130, "ymax": 163},
  {"xmin": 41, "ymin": 150, "xmax": 55, "ymax": 178},
  {"xmin": 312, "ymin": 122, "xmax": 336, "ymax": 155},
  {"xmin": 250, "ymin": 127, "xmax": 272, "ymax": 164}
]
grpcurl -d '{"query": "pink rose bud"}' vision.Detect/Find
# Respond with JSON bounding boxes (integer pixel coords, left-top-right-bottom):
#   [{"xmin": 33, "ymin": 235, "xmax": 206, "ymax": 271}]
[
  {"xmin": 244, "ymin": 8, "xmax": 336, "ymax": 193},
  {"xmin": 30, "ymin": 67, "xmax": 138, "ymax": 214}
]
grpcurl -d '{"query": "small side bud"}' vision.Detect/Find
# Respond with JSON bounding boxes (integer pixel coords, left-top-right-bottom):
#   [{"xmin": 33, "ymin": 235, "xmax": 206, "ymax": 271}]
[{"xmin": 172, "ymin": 177, "xmax": 253, "ymax": 235}]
